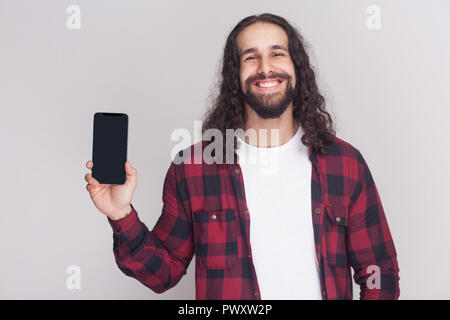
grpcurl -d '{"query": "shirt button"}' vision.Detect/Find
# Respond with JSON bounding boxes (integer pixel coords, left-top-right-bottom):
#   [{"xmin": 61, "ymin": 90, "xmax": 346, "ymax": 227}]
[
  {"xmin": 248, "ymin": 254, "xmax": 251, "ymax": 258},
  {"xmin": 335, "ymin": 217, "xmax": 342, "ymax": 223},
  {"xmin": 254, "ymin": 292, "xmax": 259, "ymax": 297},
  {"xmin": 315, "ymin": 208, "xmax": 321, "ymax": 214},
  {"xmin": 322, "ymin": 290, "xmax": 327, "ymax": 296},
  {"xmin": 244, "ymin": 210, "xmax": 249, "ymax": 215},
  {"xmin": 211, "ymin": 214, "xmax": 217, "ymax": 220},
  {"xmin": 234, "ymin": 168, "xmax": 240, "ymax": 175}
]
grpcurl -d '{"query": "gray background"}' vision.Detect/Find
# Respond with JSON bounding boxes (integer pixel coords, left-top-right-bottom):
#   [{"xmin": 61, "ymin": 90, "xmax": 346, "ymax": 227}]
[{"xmin": 0, "ymin": 0, "xmax": 449, "ymax": 299}]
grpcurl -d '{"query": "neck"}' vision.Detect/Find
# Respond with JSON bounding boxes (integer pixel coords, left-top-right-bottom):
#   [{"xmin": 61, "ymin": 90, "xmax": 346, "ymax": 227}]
[{"xmin": 241, "ymin": 103, "xmax": 299, "ymax": 147}]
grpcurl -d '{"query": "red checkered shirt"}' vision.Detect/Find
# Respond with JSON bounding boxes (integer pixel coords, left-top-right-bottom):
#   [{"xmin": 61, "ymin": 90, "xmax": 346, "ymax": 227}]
[{"xmin": 108, "ymin": 136, "xmax": 400, "ymax": 299}]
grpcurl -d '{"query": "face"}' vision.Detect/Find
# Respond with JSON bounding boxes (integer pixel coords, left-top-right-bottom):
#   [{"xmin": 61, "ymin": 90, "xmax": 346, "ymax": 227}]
[{"xmin": 236, "ymin": 22, "xmax": 296, "ymax": 119}]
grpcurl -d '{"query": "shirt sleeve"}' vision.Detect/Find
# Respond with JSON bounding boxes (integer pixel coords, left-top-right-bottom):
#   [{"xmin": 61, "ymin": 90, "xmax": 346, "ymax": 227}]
[
  {"xmin": 347, "ymin": 149, "xmax": 400, "ymax": 300},
  {"xmin": 107, "ymin": 161, "xmax": 194, "ymax": 294}
]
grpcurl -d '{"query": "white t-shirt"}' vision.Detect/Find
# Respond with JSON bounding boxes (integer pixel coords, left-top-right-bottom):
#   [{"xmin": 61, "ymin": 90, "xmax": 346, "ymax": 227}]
[{"xmin": 235, "ymin": 125, "xmax": 322, "ymax": 299}]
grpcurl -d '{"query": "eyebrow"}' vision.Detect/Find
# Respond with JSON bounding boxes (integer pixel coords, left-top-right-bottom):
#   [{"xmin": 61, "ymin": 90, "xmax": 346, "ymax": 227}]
[{"xmin": 239, "ymin": 44, "xmax": 288, "ymax": 57}]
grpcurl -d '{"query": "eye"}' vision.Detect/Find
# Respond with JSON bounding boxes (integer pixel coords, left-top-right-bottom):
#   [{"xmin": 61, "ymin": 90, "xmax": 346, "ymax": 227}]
[
  {"xmin": 273, "ymin": 53, "xmax": 284, "ymax": 57},
  {"xmin": 245, "ymin": 56, "xmax": 257, "ymax": 61}
]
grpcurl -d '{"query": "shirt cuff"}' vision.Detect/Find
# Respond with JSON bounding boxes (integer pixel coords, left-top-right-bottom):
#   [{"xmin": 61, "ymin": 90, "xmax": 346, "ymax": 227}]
[{"xmin": 107, "ymin": 203, "xmax": 138, "ymax": 233}]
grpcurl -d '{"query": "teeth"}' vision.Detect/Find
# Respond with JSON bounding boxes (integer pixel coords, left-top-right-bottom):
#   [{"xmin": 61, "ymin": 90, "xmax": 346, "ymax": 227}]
[{"xmin": 257, "ymin": 81, "xmax": 280, "ymax": 88}]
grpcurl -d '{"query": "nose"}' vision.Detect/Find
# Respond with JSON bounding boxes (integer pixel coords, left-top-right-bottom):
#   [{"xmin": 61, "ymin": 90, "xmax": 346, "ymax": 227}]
[{"xmin": 256, "ymin": 55, "xmax": 274, "ymax": 77}]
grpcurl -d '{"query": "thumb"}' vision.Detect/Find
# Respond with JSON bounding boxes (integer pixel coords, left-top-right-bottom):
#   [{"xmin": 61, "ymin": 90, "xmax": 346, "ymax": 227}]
[{"xmin": 125, "ymin": 161, "xmax": 137, "ymax": 185}]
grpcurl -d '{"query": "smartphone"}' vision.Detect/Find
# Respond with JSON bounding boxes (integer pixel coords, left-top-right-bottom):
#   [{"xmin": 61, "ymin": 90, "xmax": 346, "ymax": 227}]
[{"xmin": 92, "ymin": 112, "xmax": 128, "ymax": 185}]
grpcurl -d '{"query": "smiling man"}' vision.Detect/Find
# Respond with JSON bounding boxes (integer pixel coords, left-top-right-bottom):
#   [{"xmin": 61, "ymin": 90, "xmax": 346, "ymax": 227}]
[
  {"xmin": 86, "ymin": 13, "xmax": 400, "ymax": 300},
  {"xmin": 239, "ymin": 25, "xmax": 296, "ymax": 121}
]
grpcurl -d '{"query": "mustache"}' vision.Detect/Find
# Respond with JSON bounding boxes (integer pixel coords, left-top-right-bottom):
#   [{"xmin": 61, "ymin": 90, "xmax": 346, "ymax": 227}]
[{"xmin": 245, "ymin": 73, "xmax": 291, "ymax": 86}]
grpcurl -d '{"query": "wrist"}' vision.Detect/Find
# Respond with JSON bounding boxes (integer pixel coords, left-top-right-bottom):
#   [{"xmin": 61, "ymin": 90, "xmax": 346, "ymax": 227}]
[{"xmin": 110, "ymin": 204, "xmax": 132, "ymax": 221}]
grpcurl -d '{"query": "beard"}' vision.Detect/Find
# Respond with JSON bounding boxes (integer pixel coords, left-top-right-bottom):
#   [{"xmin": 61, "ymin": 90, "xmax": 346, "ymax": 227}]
[{"xmin": 243, "ymin": 72, "xmax": 295, "ymax": 119}]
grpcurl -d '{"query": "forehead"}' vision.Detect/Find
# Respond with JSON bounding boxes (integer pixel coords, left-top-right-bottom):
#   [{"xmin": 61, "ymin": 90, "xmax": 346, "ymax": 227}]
[{"xmin": 236, "ymin": 22, "xmax": 289, "ymax": 53}]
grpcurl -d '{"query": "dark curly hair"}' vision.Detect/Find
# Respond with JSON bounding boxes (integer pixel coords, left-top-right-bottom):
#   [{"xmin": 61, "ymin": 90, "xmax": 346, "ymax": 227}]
[{"xmin": 201, "ymin": 13, "xmax": 336, "ymax": 163}]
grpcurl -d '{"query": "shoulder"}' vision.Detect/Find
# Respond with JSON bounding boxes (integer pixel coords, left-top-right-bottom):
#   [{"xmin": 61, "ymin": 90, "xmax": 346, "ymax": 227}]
[
  {"xmin": 171, "ymin": 140, "xmax": 205, "ymax": 165},
  {"xmin": 325, "ymin": 135, "xmax": 366, "ymax": 166},
  {"xmin": 169, "ymin": 140, "xmax": 215, "ymax": 178},
  {"xmin": 318, "ymin": 136, "xmax": 373, "ymax": 185}
]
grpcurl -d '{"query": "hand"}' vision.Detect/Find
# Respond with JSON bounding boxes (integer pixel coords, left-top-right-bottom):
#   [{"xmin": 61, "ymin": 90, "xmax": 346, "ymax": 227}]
[{"xmin": 84, "ymin": 160, "xmax": 137, "ymax": 220}]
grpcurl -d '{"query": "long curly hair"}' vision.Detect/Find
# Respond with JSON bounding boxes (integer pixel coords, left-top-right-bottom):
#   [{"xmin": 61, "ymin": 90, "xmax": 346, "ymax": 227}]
[{"xmin": 201, "ymin": 13, "xmax": 335, "ymax": 162}]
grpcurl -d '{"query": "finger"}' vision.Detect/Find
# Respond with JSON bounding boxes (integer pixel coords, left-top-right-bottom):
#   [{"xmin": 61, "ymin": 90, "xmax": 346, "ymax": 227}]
[
  {"xmin": 86, "ymin": 183, "xmax": 98, "ymax": 193},
  {"xmin": 86, "ymin": 161, "xmax": 93, "ymax": 169},
  {"xmin": 125, "ymin": 161, "xmax": 137, "ymax": 185},
  {"xmin": 125, "ymin": 161, "xmax": 137, "ymax": 175},
  {"xmin": 84, "ymin": 173, "xmax": 99, "ymax": 186}
]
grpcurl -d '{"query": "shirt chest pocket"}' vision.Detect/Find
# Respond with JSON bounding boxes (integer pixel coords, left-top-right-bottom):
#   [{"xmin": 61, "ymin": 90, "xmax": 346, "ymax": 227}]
[
  {"xmin": 193, "ymin": 209, "xmax": 239, "ymax": 270},
  {"xmin": 324, "ymin": 204, "xmax": 349, "ymax": 268}
]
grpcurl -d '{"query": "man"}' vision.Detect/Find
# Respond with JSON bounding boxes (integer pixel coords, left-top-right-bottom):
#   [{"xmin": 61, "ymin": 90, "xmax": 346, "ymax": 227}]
[{"xmin": 84, "ymin": 13, "xmax": 399, "ymax": 300}]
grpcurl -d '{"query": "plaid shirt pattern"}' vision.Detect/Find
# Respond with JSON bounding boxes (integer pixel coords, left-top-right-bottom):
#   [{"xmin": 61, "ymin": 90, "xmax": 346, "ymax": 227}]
[{"xmin": 108, "ymin": 136, "xmax": 400, "ymax": 299}]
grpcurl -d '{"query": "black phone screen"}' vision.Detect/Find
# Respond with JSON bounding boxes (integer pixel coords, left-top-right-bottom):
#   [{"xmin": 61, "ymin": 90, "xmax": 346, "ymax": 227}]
[{"xmin": 92, "ymin": 112, "xmax": 128, "ymax": 185}]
